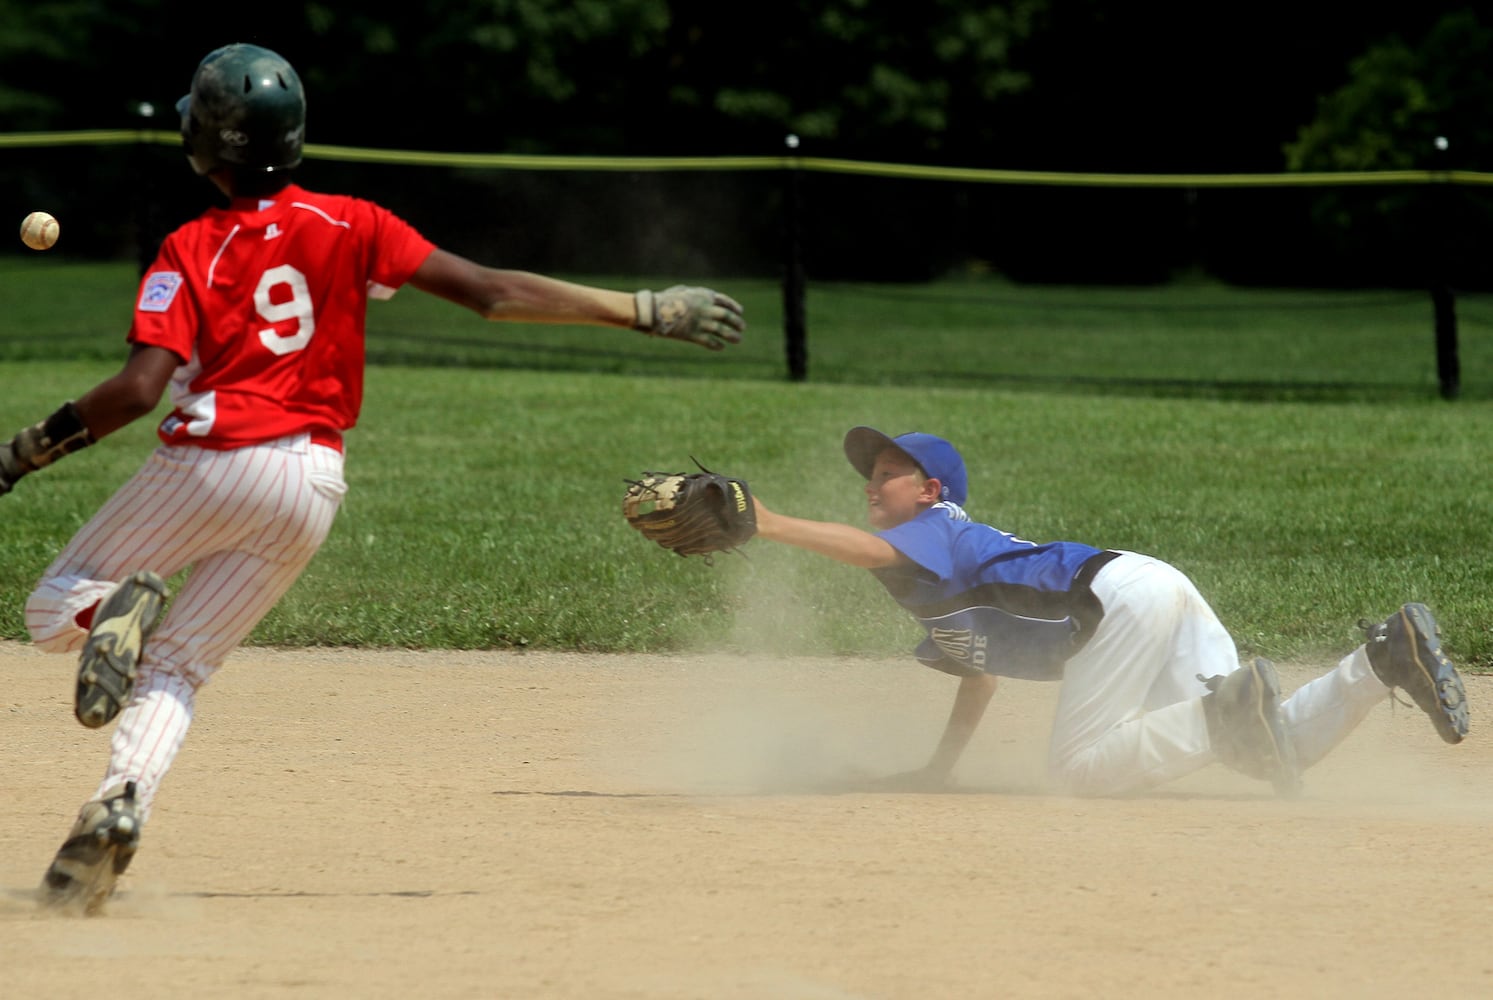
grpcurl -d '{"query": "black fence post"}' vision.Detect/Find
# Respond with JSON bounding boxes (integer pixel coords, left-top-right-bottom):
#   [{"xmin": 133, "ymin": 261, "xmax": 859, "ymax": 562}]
[
  {"xmin": 1432, "ymin": 283, "xmax": 1460, "ymax": 400},
  {"xmin": 782, "ymin": 134, "xmax": 808, "ymax": 382},
  {"xmin": 1429, "ymin": 135, "xmax": 1459, "ymax": 400}
]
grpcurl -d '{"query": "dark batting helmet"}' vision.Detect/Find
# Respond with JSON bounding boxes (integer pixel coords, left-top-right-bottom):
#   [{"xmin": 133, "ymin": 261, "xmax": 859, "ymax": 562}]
[{"xmin": 177, "ymin": 43, "xmax": 305, "ymax": 175}]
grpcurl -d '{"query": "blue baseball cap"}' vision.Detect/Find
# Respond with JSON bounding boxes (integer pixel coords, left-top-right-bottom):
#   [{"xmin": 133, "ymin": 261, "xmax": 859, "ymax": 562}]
[{"xmin": 843, "ymin": 426, "xmax": 968, "ymax": 505}]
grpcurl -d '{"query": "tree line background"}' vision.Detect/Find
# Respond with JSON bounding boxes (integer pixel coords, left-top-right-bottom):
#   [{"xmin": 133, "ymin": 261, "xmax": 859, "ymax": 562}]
[{"xmin": 1, "ymin": 1, "xmax": 1491, "ymax": 286}]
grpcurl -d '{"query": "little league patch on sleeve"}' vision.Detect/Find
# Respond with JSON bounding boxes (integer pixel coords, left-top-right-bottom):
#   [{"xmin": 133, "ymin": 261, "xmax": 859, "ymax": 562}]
[{"xmin": 138, "ymin": 271, "xmax": 184, "ymax": 313}]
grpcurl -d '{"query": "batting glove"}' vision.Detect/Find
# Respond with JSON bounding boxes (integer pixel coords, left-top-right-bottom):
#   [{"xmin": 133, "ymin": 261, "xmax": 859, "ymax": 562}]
[
  {"xmin": 634, "ymin": 286, "xmax": 745, "ymax": 350},
  {"xmin": 0, "ymin": 401, "xmax": 95, "ymax": 497}
]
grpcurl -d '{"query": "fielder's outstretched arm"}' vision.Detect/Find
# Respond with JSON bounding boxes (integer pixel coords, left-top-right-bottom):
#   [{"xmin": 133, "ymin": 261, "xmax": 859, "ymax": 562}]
[{"xmin": 752, "ymin": 497, "xmax": 905, "ymax": 569}]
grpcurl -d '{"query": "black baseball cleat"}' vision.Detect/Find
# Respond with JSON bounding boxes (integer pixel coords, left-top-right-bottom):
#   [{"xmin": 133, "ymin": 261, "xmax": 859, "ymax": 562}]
[
  {"xmin": 1200, "ymin": 658, "xmax": 1302, "ymax": 797},
  {"xmin": 75, "ymin": 571, "xmax": 169, "ymax": 729},
  {"xmin": 39, "ymin": 781, "xmax": 144, "ymax": 916},
  {"xmin": 1360, "ymin": 603, "xmax": 1469, "ymax": 744}
]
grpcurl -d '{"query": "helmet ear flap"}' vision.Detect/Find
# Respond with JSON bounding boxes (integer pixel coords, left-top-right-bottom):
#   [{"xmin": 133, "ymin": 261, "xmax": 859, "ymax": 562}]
[{"xmin": 176, "ymin": 94, "xmax": 209, "ymax": 175}]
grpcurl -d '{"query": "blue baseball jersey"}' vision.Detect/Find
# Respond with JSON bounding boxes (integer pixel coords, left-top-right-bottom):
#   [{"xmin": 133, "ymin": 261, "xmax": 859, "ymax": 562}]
[{"xmin": 871, "ymin": 503, "xmax": 1111, "ymax": 681}]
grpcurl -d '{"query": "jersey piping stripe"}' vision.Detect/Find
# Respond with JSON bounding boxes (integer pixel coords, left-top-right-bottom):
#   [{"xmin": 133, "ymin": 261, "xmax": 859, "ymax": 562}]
[
  {"xmin": 206, "ymin": 225, "xmax": 240, "ymax": 289},
  {"xmin": 290, "ymin": 201, "xmax": 352, "ymax": 228}
]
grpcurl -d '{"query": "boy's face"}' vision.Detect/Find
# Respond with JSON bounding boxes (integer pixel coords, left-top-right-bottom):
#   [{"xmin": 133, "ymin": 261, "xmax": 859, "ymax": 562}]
[{"xmin": 864, "ymin": 447, "xmax": 938, "ymax": 530}]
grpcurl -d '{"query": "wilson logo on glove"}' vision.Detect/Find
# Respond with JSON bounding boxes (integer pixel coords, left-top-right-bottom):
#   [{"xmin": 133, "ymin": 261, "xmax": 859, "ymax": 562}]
[{"xmin": 622, "ymin": 462, "xmax": 757, "ymax": 561}]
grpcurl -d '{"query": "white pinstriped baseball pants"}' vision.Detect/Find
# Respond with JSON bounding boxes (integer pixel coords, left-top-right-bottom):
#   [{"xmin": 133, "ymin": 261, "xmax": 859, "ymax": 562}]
[
  {"xmin": 1049, "ymin": 552, "xmax": 1391, "ymax": 796},
  {"xmin": 25, "ymin": 433, "xmax": 346, "ymax": 817}
]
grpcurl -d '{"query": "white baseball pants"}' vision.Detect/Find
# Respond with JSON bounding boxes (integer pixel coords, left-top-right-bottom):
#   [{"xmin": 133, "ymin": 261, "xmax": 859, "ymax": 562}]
[
  {"xmin": 1049, "ymin": 552, "xmax": 1390, "ymax": 796},
  {"xmin": 25, "ymin": 433, "xmax": 346, "ymax": 817}
]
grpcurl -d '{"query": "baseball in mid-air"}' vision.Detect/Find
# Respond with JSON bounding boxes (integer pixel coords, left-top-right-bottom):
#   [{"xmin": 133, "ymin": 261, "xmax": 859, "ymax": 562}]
[{"xmin": 20, "ymin": 211, "xmax": 60, "ymax": 251}]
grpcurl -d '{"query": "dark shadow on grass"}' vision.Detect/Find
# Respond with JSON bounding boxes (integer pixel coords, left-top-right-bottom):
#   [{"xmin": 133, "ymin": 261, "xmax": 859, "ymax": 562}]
[
  {"xmin": 366, "ymin": 331, "xmax": 737, "ymax": 372},
  {"xmin": 863, "ymin": 370, "xmax": 1442, "ymax": 404},
  {"xmin": 814, "ymin": 283, "xmax": 1430, "ymax": 312},
  {"xmin": 365, "ymin": 330, "xmax": 1445, "ymax": 403}
]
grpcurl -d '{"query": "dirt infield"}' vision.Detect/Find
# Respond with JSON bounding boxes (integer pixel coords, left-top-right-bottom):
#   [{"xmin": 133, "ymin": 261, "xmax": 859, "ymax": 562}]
[{"xmin": 3, "ymin": 640, "xmax": 1490, "ymax": 999}]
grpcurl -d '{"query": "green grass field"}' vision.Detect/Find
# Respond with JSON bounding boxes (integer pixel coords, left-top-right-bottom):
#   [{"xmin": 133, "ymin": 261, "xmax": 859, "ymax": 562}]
[{"xmin": 1, "ymin": 259, "xmax": 1490, "ymax": 667}]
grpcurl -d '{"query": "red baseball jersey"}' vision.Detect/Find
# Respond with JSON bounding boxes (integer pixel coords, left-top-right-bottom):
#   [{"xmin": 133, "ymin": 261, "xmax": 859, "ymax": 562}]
[{"xmin": 129, "ymin": 184, "xmax": 436, "ymax": 450}]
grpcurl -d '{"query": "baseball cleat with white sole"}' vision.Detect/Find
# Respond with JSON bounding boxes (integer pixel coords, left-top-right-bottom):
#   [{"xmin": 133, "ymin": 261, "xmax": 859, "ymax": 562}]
[
  {"xmin": 75, "ymin": 570, "xmax": 169, "ymax": 729},
  {"xmin": 1360, "ymin": 603, "xmax": 1469, "ymax": 744}
]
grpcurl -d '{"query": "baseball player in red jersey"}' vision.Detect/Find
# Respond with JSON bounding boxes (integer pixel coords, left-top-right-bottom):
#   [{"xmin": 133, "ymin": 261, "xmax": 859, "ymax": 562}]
[{"xmin": 0, "ymin": 42, "xmax": 745, "ymax": 915}]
